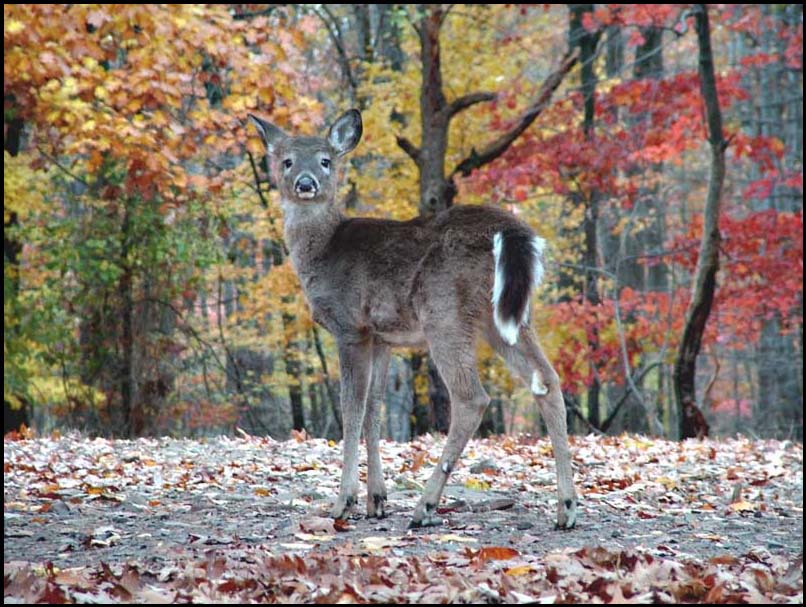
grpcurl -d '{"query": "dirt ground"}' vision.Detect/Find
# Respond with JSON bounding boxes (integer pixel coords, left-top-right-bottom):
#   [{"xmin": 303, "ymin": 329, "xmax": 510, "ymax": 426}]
[{"xmin": 4, "ymin": 433, "xmax": 802, "ymax": 572}]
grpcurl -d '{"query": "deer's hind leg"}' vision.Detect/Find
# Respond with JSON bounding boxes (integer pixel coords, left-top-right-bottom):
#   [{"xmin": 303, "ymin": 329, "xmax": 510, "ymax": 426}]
[
  {"xmin": 485, "ymin": 323, "xmax": 578, "ymax": 529},
  {"xmin": 410, "ymin": 331, "xmax": 490, "ymax": 528}
]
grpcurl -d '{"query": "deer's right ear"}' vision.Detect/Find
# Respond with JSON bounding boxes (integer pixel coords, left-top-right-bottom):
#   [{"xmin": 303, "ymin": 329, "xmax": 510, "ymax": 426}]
[{"xmin": 248, "ymin": 113, "xmax": 287, "ymax": 155}]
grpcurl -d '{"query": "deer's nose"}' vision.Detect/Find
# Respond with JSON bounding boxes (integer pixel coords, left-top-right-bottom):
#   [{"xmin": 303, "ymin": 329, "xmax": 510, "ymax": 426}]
[{"xmin": 295, "ymin": 174, "xmax": 317, "ymax": 193}]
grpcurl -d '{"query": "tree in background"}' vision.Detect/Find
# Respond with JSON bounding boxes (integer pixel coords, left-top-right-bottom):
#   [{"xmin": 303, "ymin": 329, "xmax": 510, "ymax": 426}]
[
  {"xmin": 4, "ymin": 4, "xmax": 802, "ymax": 441},
  {"xmin": 4, "ymin": 4, "xmax": 321, "ymax": 436}
]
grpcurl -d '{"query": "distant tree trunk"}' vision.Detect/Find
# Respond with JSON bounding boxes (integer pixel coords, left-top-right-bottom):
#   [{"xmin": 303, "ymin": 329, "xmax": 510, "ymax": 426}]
[
  {"xmin": 265, "ymin": 241, "xmax": 306, "ymax": 434},
  {"xmin": 747, "ymin": 4, "xmax": 803, "ymax": 438},
  {"xmin": 385, "ymin": 355, "xmax": 414, "ymax": 441},
  {"xmin": 569, "ymin": 4, "xmax": 602, "ymax": 429},
  {"xmin": 673, "ymin": 5, "xmax": 722, "ymax": 439},
  {"xmin": 4, "ymin": 116, "xmax": 30, "ymax": 432},
  {"xmin": 605, "ymin": 24, "xmax": 623, "ymax": 77},
  {"xmin": 477, "ymin": 397, "xmax": 505, "ymax": 436},
  {"xmin": 118, "ymin": 201, "xmax": 136, "ymax": 437},
  {"xmin": 283, "ymin": 315, "xmax": 306, "ymax": 433}
]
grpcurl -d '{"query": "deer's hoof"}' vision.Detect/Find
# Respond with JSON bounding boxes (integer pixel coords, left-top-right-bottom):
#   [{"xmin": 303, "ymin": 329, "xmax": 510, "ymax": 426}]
[
  {"xmin": 367, "ymin": 493, "xmax": 387, "ymax": 519},
  {"xmin": 555, "ymin": 497, "xmax": 577, "ymax": 530},
  {"xmin": 330, "ymin": 494, "xmax": 357, "ymax": 521}
]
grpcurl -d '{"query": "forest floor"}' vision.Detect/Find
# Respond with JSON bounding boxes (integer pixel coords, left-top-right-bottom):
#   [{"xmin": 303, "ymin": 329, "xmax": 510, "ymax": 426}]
[{"xmin": 4, "ymin": 431, "xmax": 803, "ymax": 603}]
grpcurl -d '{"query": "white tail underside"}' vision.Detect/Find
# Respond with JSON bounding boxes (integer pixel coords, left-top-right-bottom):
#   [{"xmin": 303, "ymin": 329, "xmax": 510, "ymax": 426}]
[{"xmin": 491, "ymin": 232, "xmax": 547, "ymax": 346}]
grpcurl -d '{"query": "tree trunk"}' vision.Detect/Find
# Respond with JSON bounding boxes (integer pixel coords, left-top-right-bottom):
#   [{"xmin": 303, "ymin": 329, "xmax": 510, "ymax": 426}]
[
  {"xmin": 4, "ymin": 116, "xmax": 31, "ymax": 432},
  {"xmin": 415, "ymin": 7, "xmax": 454, "ymax": 433},
  {"xmin": 385, "ymin": 354, "xmax": 414, "ymax": 441},
  {"xmin": 399, "ymin": 6, "xmax": 577, "ymax": 435},
  {"xmin": 118, "ymin": 201, "xmax": 136, "ymax": 437},
  {"xmin": 673, "ymin": 4, "xmax": 722, "ymax": 440}
]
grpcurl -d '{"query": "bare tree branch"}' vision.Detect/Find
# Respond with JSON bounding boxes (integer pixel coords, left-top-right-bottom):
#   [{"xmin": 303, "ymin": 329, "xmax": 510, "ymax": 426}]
[
  {"xmin": 396, "ymin": 135, "xmax": 421, "ymax": 164},
  {"xmin": 310, "ymin": 5, "xmax": 358, "ymax": 98},
  {"xmin": 445, "ymin": 91, "xmax": 496, "ymax": 120},
  {"xmin": 36, "ymin": 146, "xmax": 89, "ymax": 187},
  {"xmin": 246, "ymin": 151, "xmax": 269, "ymax": 209},
  {"xmin": 450, "ymin": 49, "xmax": 578, "ymax": 178}
]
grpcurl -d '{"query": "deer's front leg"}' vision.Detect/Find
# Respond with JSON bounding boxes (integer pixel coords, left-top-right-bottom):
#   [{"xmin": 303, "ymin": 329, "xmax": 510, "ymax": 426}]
[
  {"xmin": 331, "ymin": 338, "xmax": 373, "ymax": 521},
  {"xmin": 364, "ymin": 345, "xmax": 390, "ymax": 518}
]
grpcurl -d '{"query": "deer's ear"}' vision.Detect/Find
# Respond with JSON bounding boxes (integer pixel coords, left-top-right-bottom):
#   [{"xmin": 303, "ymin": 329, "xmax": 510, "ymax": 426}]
[
  {"xmin": 248, "ymin": 113, "xmax": 287, "ymax": 155},
  {"xmin": 328, "ymin": 109, "xmax": 362, "ymax": 157}
]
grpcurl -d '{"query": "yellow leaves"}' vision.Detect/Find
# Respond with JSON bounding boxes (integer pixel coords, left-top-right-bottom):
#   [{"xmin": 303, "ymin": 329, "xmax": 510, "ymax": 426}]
[
  {"xmin": 3, "ymin": 152, "xmax": 50, "ymax": 222},
  {"xmin": 246, "ymin": 138, "xmax": 264, "ymax": 156},
  {"xmin": 125, "ymin": 98, "xmax": 142, "ymax": 115},
  {"xmin": 465, "ymin": 478, "xmax": 491, "ymax": 491},
  {"xmin": 27, "ymin": 376, "xmax": 106, "ymax": 409},
  {"xmin": 151, "ymin": 110, "xmax": 169, "ymax": 127},
  {"xmin": 5, "ymin": 19, "xmax": 25, "ymax": 35},
  {"xmin": 505, "ymin": 564, "xmax": 535, "ymax": 577},
  {"xmin": 94, "ymin": 85, "xmax": 109, "ymax": 102},
  {"xmin": 61, "ymin": 76, "xmax": 79, "ymax": 97},
  {"xmin": 623, "ymin": 436, "xmax": 654, "ymax": 450},
  {"xmin": 222, "ymin": 95, "xmax": 252, "ymax": 113}
]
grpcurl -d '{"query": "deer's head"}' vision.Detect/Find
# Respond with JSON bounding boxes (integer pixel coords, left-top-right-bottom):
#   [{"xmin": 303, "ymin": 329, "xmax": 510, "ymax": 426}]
[{"xmin": 249, "ymin": 109, "xmax": 362, "ymax": 205}]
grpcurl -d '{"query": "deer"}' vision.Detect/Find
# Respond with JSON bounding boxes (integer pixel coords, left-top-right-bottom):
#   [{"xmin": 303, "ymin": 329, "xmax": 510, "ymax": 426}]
[{"xmin": 248, "ymin": 109, "xmax": 577, "ymax": 530}]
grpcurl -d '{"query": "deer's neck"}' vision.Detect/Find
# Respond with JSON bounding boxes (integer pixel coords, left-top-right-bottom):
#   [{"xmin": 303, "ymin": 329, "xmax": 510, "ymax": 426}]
[{"xmin": 281, "ymin": 200, "xmax": 343, "ymax": 274}]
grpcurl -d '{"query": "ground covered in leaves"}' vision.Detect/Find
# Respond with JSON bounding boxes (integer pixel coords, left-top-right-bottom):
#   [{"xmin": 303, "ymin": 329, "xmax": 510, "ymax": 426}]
[{"xmin": 4, "ymin": 431, "xmax": 803, "ymax": 603}]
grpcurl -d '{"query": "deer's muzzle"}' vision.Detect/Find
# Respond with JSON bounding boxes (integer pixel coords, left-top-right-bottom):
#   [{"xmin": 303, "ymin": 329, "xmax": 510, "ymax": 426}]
[{"xmin": 295, "ymin": 174, "xmax": 319, "ymax": 199}]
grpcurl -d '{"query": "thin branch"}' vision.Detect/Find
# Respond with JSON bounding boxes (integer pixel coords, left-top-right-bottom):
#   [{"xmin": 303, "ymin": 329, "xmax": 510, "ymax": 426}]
[
  {"xmin": 231, "ymin": 6, "xmax": 278, "ymax": 20},
  {"xmin": 396, "ymin": 135, "xmax": 421, "ymax": 164},
  {"xmin": 566, "ymin": 395, "xmax": 605, "ymax": 435},
  {"xmin": 247, "ymin": 151, "xmax": 269, "ymax": 209},
  {"xmin": 451, "ymin": 49, "xmax": 578, "ymax": 178},
  {"xmin": 554, "ymin": 259, "xmax": 665, "ymax": 435},
  {"xmin": 445, "ymin": 91, "xmax": 497, "ymax": 120},
  {"xmin": 600, "ymin": 361, "xmax": 663, "ymax": 432},
  {"xmin": 310, "ymin": 5, "xmax": 358, "ymax": 97},
  {"xmin": 36, "ymin": 146, "xmax": 89, "ymax": 187}
]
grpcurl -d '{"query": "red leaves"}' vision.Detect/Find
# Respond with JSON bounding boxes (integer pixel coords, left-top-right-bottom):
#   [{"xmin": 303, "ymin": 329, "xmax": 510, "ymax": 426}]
[{"xmin": 670, "ymin": 209, "xmax": 803, "ymax": 347}]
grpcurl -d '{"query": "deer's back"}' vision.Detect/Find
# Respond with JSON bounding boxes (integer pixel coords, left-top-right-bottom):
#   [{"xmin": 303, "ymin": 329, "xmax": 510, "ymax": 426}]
[{"xmin": 309, "ymin": 205, "xmax": 535, "ymax": 343}]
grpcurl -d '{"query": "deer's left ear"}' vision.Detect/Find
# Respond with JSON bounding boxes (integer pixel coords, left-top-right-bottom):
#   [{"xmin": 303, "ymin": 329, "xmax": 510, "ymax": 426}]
[{"xmin": 328, "ymin": 109, "xmax": 362, "ymax": 157}]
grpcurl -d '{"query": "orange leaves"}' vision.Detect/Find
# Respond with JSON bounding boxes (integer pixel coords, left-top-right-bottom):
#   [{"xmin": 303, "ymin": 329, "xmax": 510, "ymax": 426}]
[
  {"xmin": 473, "ymin": 546, "xmax": 521, "ymax": 564},
  {"xmin": 5, "ymin": 3, "xmax": 320, "ymax": 208}
]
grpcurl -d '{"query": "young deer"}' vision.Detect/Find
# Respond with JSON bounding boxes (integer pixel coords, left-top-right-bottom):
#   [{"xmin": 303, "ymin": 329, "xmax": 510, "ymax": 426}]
[{"xmin": 249, "ymin": 109, "xmax": 577, "ymax": 529}]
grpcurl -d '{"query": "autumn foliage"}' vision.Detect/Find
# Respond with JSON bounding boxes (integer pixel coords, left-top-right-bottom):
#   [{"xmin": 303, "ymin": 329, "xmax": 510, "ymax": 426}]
[{"xmin": 4, "ymin": 5, "xmax": 803, "ymax": 439}]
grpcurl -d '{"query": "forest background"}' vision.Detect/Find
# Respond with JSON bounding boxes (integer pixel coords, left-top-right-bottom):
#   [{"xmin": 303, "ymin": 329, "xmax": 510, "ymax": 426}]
[{"xmin": 4, "ymin": 4, "xmax": 803, "ymax": 443}]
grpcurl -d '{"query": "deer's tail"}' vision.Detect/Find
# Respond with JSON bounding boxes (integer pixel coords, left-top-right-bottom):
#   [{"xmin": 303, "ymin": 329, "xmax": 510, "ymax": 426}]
[{"xmin": 491, "ymin": 228, "xmax": 546, "ymax": 345}]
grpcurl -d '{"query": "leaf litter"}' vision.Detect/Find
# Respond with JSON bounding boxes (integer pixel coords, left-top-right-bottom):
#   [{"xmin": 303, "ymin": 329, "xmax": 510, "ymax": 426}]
[{"xmin": 4, "ymin": 432, "xmax": 802, "ymax": 603}]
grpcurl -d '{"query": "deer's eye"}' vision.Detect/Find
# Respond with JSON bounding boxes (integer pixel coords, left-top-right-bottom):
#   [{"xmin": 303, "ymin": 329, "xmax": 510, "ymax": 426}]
[
  {"xmin": 283, "ymin": 159, "xmax": 293, "ymax": 170},
  {"xmin": 320, "ymin": 158, "xmax": 331, "ymax": 169}
]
